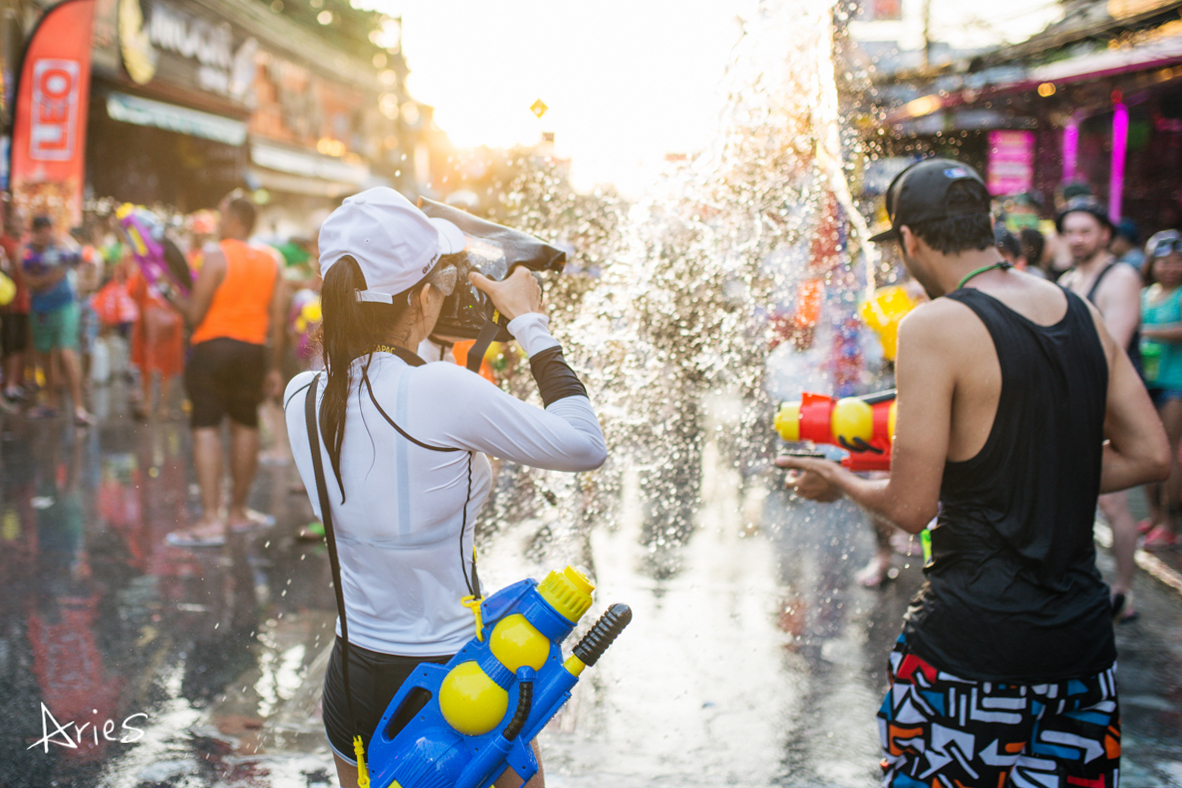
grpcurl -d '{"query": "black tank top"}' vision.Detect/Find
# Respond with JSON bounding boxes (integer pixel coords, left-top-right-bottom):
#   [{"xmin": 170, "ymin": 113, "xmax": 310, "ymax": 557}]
[
  {"xmin": 902, "ymin": 287, "xmax": 1117, "ymax": 682},
  {"xmin": 1086, "ymin": 260, "xmax": 1142, "ymax": 375}
]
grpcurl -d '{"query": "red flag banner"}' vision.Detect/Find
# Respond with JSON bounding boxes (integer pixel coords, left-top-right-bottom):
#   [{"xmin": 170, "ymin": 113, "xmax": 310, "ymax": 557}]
[{"xmin": 11, "ymin": 0, "xmax": 96, "ymax": 230}]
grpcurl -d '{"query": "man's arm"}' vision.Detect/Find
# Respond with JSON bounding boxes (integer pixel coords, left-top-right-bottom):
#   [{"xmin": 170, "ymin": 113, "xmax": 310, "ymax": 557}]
[
  {"xmin": 776, "ymin": 302, "xmax": 955, "ymax": 533},
  {"xmin": 1087, "ymin": 303, "xmax": 1171, "ymax": 491},
  {"xmin": 1096, "ymin": 263, "xmax": 1143, "ymax": 349},
  {"xmin": 1139, "ymin": 322, "xmax": 1182, "ymax": 342},
  {"xmin": 7, "ymin": 249, "xmax": 27, "ymax": 293},
  {"xmin": 164, "ymin": 246, "xmax": 225, "ymax": 328},
  {"xmin": 265, "ymin": 272, "xmax": 288, "ymax": 397},
  {"xmin": 22, "ymin": 258, "xmax": 63, "ymax": 292}
]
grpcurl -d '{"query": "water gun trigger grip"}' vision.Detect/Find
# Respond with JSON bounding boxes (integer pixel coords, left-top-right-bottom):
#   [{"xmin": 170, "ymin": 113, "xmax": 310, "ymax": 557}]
[
  {"xmin": 838, "ymin": 435, "xmax": 883, "ymax": 454},
  {"xmin": 502, "ymin": 739, "xmax": 539, "ymax": 786}
]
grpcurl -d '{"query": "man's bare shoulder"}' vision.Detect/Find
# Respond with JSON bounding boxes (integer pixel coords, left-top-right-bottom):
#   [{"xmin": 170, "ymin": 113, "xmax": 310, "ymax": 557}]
[
  {"xmin": 895, "ymin": 297, "xmax": 991, "ymax": 371},
  {"xmin": 898, "ymin": 296, "xmax": 980, "ymax": 338},
  {"xmin": 1100, "ymin": 261, "xmax": 1144, "ymax": 291},
  {"xmin": 200, "ymin": 245, "xmax": 227, "ymax": 271}
]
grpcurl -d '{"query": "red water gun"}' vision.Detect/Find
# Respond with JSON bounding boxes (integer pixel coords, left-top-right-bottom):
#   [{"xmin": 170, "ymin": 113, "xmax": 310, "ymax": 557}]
[{"xmin": 774, "ymin": 390, "xmax": 896, "ymax": 472}]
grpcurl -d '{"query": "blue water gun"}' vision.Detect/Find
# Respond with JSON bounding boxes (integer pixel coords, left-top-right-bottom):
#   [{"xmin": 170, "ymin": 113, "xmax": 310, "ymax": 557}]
[{"xmin": 366, "ymin": 566, "xmax": 632, "ymax": 788}]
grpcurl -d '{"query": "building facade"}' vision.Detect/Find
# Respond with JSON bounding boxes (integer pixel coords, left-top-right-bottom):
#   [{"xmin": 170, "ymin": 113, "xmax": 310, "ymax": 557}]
[{"xmin": 1, "ymin": 0, "xmax": 434, "ymax": 233}]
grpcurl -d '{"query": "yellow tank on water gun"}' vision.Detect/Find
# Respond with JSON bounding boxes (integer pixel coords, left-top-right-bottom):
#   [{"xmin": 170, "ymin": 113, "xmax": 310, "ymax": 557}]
[
  {"xmin": 365, "ymin": 566, "xmax": 631, "ymax": 788},
  {"xmin": 774, "ymin": 390, "xmax": 896, "ymax": 472},
  {"xmin": 860, "ymin": 285, "xmax": 916, "ymax": 361}
]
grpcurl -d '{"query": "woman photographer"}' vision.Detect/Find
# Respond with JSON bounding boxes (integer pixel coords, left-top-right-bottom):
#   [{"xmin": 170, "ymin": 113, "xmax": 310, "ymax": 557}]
[{"xmin": 283, "ymin": 189, "xmax": 605, "ymax": 788}]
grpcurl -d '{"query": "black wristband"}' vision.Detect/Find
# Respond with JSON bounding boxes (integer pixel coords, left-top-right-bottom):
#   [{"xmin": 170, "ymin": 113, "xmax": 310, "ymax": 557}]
[{"xmin": 529, "ymin": 345, "xmax": 588, "ymax": 407}]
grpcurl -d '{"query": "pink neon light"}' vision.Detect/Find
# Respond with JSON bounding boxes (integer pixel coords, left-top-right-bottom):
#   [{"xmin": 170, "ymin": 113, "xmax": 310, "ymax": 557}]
[
  {"xmin": 1062, "ymin": 118, "xmax": 1080, "ymax": 183},
  {"xmin": 1109, "ymin": 102, "xmax": 1128, "ymax": 222}
]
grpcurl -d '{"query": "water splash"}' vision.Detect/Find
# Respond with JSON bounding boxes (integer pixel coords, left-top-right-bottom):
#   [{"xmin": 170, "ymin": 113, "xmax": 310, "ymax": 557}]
[{"xmin": 478, "ymin": 0, "xmax": 872, "ymax": 583}]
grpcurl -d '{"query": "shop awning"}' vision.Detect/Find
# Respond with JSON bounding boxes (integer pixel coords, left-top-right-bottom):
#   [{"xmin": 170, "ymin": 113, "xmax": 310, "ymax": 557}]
[
  {"xmin": 106, "ymin": 92, "xmax": 247, "ymax": 146},
  {"xmin": 886, "ymin": 34, "xmax": 1182, "ymax": 125},
  {"xmin": 1029, "ymin": 32, "xmax": 1182, "ymax": 84},
  {"xmin": 247, "ymin": 167, "xmax": 360, "ymax": 199},
  {"xmin": 250, "ymin": 140, "xmax": 371, "ymax": 188}
]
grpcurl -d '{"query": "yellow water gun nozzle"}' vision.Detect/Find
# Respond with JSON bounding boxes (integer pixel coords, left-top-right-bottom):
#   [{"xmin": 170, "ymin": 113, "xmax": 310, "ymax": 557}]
[{"xmin": 774, "ymin": 402, "xmax": 801, "ymax": 441}]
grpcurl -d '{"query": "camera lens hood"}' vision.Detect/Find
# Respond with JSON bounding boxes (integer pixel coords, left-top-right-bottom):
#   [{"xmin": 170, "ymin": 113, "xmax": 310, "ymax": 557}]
[{"xmin": 418, "ymin": 197, "xmax": 567, "ymax": 341}]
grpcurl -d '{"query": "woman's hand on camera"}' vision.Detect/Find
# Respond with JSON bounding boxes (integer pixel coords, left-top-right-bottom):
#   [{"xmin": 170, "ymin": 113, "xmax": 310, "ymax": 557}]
[{"xmin": 470, "ymin": 267, "xmax": 543, "ymax": 322}]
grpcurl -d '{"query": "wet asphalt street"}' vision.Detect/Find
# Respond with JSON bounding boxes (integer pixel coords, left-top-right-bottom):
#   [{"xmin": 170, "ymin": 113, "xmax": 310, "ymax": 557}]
[{"xmin": 1, "ymin": 383, "xmax": 1181, "ymax": 788}]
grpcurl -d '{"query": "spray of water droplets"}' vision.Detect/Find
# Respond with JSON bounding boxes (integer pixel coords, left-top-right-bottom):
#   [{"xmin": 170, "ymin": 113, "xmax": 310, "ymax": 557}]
[{"xmin": 475, "ymin": 0, "xmax": 874, "ymax": 581}]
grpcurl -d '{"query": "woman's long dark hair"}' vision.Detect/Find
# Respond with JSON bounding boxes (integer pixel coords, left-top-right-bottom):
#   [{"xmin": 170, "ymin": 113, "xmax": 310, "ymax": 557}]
[{"xmin": 319, "ymin": 255, "xmax": 422, "ymax": 500}]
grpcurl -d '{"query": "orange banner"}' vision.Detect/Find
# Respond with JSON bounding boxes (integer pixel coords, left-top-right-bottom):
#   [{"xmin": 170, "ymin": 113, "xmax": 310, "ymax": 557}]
[{"xmin": 11, "ymin": 0, "xmax": 96, "ymax": 231}]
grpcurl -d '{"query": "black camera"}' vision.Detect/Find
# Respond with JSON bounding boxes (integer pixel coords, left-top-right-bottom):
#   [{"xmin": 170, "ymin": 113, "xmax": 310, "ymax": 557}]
[{"xmin": 417, "ymin": 198, "xmax": 566, "ymax": 343}]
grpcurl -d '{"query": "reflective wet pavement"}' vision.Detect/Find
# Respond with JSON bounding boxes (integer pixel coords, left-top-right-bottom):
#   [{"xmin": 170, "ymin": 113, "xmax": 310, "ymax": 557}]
[{"xmin": 2, "ymin": 385, "xmax": 1181, "ymax": 787}]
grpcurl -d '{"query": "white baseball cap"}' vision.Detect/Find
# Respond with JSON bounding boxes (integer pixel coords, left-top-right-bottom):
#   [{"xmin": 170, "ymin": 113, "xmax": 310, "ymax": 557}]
[{"xmin": 318, "ymin": 187, "xmax": 466, "ymax": 303}]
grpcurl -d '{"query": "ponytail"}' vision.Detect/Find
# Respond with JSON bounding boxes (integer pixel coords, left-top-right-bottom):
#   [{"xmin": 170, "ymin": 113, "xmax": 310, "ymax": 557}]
[{"xmin": 319, "ymin": 255, "xmax": 419, "ymax": 501}]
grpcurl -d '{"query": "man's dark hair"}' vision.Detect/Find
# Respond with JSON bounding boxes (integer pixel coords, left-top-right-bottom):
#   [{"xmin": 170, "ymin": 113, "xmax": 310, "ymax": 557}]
[
  {"xmin": 906, "ymin": 182, "xmax": 994, "ymax": 255},
  {"xmin": 995, "ymin": 226, "xmax": 1020, "ymax": 259},
  {"xmin": 226, "ymin": 198, "xmax": 257, "ymax": 236},
  {"xmin": 1019, "ymin": 227, "xmax": 1045, "ymax": 267}
]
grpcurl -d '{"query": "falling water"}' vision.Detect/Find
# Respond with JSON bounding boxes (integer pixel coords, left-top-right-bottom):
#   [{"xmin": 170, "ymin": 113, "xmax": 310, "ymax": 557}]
[
  {"xmin": 476, "ymin": 0, "xmax": 877, "ymax": 583},
  {"xmin": 460, "ymin": 7, "xmax": 900, "ymax": 784}
]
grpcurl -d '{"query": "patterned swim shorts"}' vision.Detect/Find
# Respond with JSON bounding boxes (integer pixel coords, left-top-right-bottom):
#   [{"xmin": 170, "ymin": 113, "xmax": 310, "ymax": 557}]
[{"xmin": 878, "ymin": 635, "xmax": 1121, "ymax": 788}]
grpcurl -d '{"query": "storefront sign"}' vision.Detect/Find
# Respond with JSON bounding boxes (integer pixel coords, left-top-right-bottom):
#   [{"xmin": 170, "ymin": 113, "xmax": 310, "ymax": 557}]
[
  {"xmin": 11, "ymin": 0, "xmax": 96, "ymax": 226},
  {"xmin": 29, "ymin": 60, "xmax": 84, "ymax": 161},
  {"xmin": 117, "ymin": 0, "xmax": 256, "ymax": 106},
  {"xmin": 986, "ymin": 130, "xmax": 1035, "ymax": 197}
]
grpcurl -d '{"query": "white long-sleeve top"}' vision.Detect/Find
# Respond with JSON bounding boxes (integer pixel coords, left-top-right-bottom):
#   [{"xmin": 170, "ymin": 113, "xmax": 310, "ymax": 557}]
[{"xmin": 284, "ymin": 313, "xmax": 605, "ymax": 656}]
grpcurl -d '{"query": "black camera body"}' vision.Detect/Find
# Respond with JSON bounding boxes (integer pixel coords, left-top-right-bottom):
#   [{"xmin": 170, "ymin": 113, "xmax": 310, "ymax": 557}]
[{"xmin": 417, "ymin": 198, "xmax": 566, "ymax": 342}]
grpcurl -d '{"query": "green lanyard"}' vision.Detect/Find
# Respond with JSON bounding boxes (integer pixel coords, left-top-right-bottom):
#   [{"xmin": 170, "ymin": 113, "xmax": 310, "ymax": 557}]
[{"xmin": 956, "ymin": 261, "xmax": 1012, "ymax": 291}]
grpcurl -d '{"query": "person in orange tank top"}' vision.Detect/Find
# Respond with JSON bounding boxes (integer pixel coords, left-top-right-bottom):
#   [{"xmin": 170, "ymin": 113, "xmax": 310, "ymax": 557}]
[{"xmin": 153, "ymin": 196, "xmax": 287, "ymax": 547}]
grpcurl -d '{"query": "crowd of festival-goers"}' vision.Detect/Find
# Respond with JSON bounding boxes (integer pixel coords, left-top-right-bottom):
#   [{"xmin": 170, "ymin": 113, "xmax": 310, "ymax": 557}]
[{"xmin": 1, "ymin": 180, "xmax": 1181, "ymax": 564}]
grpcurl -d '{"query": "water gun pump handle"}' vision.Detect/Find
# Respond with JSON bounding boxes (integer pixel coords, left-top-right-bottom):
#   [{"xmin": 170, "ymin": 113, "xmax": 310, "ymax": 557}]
[{"xmin": 572, "ymin": 604, "xmax": 632, "ymax": 667}]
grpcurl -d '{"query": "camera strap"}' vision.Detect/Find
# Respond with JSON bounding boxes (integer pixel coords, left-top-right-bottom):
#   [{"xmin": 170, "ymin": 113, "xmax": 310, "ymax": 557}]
[
  {"xmin": 304, "ymin": 374, "xmax": 371, "ymax": 788},
  {"xmin": 466, "ymin": 310, "xmax": 511, "ymax": 374},
  {"xmin": 301, "ymin": 366, "xmax": 483, "ymax": 771}
]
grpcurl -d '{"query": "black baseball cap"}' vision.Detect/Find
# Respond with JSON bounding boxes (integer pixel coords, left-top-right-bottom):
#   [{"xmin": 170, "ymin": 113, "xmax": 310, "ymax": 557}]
[
  {"xmin": 1061, "ymin": 181, "xmax": 1093, "ymax": 201},
  {"xmin": 1055, "ymin": 196, "xmax": 1113, "ymax": 234},
  {"xmin": 869, "ymin": 158, "xmax": 992, "ymax": 243}
]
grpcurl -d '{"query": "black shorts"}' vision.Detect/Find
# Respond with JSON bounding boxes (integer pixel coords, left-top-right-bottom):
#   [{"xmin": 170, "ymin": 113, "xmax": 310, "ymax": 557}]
[
  {"xmin": 0, "ymin": 312, "xmax": 29, "ymax": 358},
  {"xmin": 185, "ymin": 338, "xmax": 267, "ymax": 429},
  {"xmin": 322, "ymin": 637, "xmax": 452, "ymax": 764}
]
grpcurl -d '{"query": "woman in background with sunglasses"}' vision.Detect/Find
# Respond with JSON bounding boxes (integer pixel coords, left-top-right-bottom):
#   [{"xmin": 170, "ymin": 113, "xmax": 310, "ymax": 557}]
[
  {"xmin": 1138, "ymin": 230, "xmax": 1182, "ymax": 557},
  {"xmin": 283, "ymin": 188, "xmax": 606, "ymax": 788}
]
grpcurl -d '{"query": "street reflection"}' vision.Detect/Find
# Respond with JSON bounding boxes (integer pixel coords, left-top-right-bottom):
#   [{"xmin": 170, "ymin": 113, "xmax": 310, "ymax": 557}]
[
  {"xmin": 2, "ymin": 401, "xmax": 1181, "ymax": 787},
  {"xmin": 0, "ymin": 404, "xmax": 338, "ymax": 787}
]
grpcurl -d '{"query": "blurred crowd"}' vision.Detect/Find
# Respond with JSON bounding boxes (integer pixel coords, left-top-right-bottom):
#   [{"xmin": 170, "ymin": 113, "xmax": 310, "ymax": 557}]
[{"xmin": 0, "ymin": 202, "xmax": 324, "ymax": 429}]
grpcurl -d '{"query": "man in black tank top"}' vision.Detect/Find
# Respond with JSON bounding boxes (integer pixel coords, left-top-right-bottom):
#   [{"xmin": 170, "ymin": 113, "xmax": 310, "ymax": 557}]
[
  {"xmin": 1057, "ymin": 196, "xmax": 1146, "ymax": 623},
  {"xmin": 778, "ymin": 159, "xmax": 1169, "ymax": 788}
]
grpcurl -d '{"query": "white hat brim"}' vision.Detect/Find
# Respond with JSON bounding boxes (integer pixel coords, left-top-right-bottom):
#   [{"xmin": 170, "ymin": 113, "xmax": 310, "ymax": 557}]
[{"xmin": 430, "ymin": 217, "xmax": 466, "ymax": 255}]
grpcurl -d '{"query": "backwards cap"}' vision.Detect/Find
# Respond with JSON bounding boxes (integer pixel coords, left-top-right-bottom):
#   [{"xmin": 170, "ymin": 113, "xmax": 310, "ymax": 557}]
[{"xmin": 869, "ymin": 158, "xmax": 991, "ymax": 244}]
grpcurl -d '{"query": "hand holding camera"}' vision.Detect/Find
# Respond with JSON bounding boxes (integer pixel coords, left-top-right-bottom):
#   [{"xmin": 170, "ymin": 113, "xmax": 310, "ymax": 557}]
[{"xmin": 469, "ymin": 266, "xmax": 544, "ymax": 322}]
